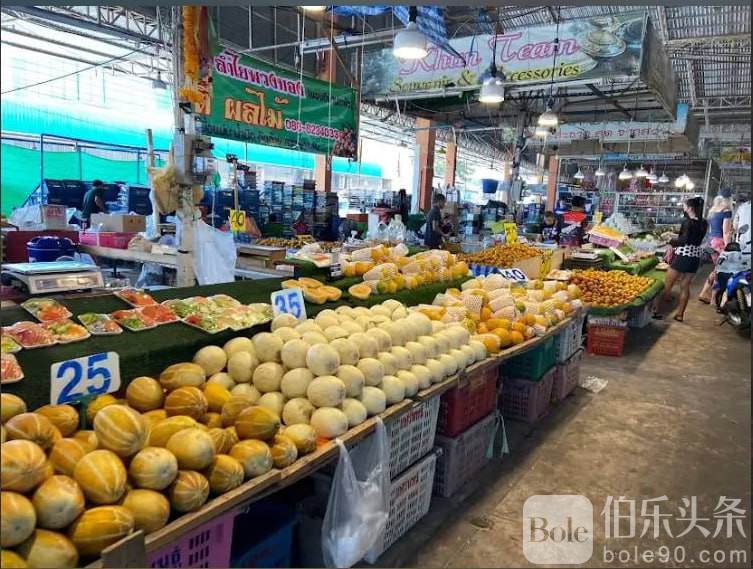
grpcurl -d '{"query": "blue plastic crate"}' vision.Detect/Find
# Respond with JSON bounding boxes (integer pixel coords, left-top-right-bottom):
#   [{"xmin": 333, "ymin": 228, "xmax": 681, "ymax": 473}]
[
  {"xmin": 500, "ymin": 336, "xmax": 556, "ymax": 381},
  {"xmin": 230, "ymin": 499, "xmax": 298, "ymax": 568}
]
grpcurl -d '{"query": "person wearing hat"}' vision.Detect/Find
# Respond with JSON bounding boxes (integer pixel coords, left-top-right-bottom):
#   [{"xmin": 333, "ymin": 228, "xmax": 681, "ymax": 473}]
[{"xmin": 698, "ymin": 189, "xmax": 734, "ymax": 304}]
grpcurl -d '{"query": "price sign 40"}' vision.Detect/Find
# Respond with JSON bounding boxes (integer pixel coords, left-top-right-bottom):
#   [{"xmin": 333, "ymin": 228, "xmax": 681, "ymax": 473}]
[
  {"xmin": 229, "ymin": 209, "xmax": 246, "ymax": 232},
  {"xmin": 50, "ymin": 352, "xmax": 121, "ymax": 405}
]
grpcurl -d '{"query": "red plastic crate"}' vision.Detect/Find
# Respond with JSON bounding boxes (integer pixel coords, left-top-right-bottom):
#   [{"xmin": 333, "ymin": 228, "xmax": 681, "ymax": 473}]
[
  {"xmin": 79, "ymin": 231, "xmax": 136, "ymax": 249},
  {"xmin": 586, "ymin": 324, "xmax": 627, "ymax": 357},
  {"xmin": 500, "ymin": 367, "xmax": 555, "ymax": 423},
  {"xmin": 148, "ymin": 509, "xmax": 235, "ymax": 567},
  {"xmin": 437, "ymin": 358, "xmax": 500, "ymax": 437},
  {"xmin": 552, "ymin": 348, "xmax": 583, "ymax": 401}
]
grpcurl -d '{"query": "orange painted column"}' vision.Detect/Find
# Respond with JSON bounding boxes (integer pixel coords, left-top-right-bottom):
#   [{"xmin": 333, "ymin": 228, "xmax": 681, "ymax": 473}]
[
  {"xmin": 546, "ymin": 155, "xmax": 559, "ymax": 209},
  {"xmin": 416, "ymin": 117, "xmax": 436, "ymax": 212},
  {"xmin": 444, "ymin": 141, "xmax": 457, "ymax": 188}
]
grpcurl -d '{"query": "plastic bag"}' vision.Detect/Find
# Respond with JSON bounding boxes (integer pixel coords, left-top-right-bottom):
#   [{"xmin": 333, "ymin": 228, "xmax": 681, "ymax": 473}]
[
  {"xmin": 322, "ymin": 417, "xmax": 390, "ymax": 568},
  {"xmin": 192, "ymin": 220, "xmax": 237, "ymax": 285}
]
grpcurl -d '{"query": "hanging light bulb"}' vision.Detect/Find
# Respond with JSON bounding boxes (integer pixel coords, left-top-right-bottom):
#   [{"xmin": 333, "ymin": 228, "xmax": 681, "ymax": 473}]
[
  {"xmin": 302, "ymin": 6, "xmax": 327, "ymax": 11},
  {"xmin": 595, "ymin": 165, "xmax": 606, "ymax": 177},
  {"xmin": 635, "ymin": 165, "xmax": 649, "ymax": 178},
  {"xmin": 534, "ymin": 125, "xmax": 548, "ymax": 137},
  {"xmin": 686, "ymin": 181, "xmax": 695, "ymax": 190},
  {"xmin": 647, "ymin": 170, "xmax": 658, "ymax": 182},
  {"xmin": 538, "ymin": 104, "xmax": 559, "ymax": 127},
  {"xmin": 675, "ymin": 173, "xmax": 690, "ymax": 188},
  {"xmin": 393, "ymin": 7, "xmax": 428, "ymax": 60},
  {"xmin": 658, "ymin": 173, "xmax": 669, "ymax": 184},
  {"xmin": 618, "ymin": 165, "xmax": 633, "ymax": 180},
  {"xmin": 574, "ymin": 167, "xmax": 584, "ymax": 180},
  {"xmin": 479, "ymin": 73, "xmax": 505, "ymax": 104}
]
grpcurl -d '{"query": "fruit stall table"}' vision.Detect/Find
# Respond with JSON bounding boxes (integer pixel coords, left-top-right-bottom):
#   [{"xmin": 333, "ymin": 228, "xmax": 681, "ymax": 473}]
[
  {"xmin": 0, "ymin": 276, "xmax": 470, "ymax": 411},
  {"xmin": 595, "ymin": 248, "xmax": 660, "ymax": 276},
  {"xmin": 89, "ymin": 312, "xmax": 579, "ymax": 568}
]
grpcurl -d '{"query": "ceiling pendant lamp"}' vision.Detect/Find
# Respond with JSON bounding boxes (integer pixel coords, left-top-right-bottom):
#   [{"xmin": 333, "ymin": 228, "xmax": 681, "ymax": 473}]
[
  {"xmin": 647, "ymin": 170, "xmax": 658, "ymax": 182},
  {"xmin": 538, "ymin": 102, "xmax": 559, "ymax": 127},
  {"xmin": 618, "ymin": 165, "xmax": 633, "ymax": 180},
  {"xmin": 302, "ymin": 6, "xmax": 327, "ymax": 11},
  {"xmin": 658, "ymin": 172, "xmax": 669, "ymax": 184},
  {"xmin": 479, "ymin": 74, "xmax": 505, "ymax": 104},
  {"xmin": 675, "ymin": 173, "xmax": 690, "ymax": 188},
  {"xmin": 534, "ymin": 125, "xmax": 549, "ymax": 137},
  {"xmin": 686, "ymin": 181, "xmax": 695, "ymax": 190},
  {"xmin": 574, "ymin": 167, "xmax": 585, "ymax": 180},
  {"xmin": 393, "ymin": 7, "xmax": 427, "ymax": 60},
  {"xmin": 635, "ymin": 164, "xmax": 649, "ymax": 178},
  {"xmin": 595, "ymin": 166, "xmax": 606, "ymax": 177}
]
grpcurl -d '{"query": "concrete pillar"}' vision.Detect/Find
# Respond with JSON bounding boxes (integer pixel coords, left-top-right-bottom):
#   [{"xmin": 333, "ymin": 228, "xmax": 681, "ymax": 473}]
[
  {"xmin": 444, "ymin": 141, "xmax": 457, "ymax": 188},
  {"xmin": 415, "ymin": 117, "xmax": 436, "ymax": 212},
  {"xmin": 314, "ymin": 19, "xmax": 336, "ymax": 193},
  {"xmin": 314, "ymin": 154, "xmax": 332, "ymax": 193},
  {"xmin": 546, "ymin": 155, "xmax": 559, "ymax": 210}
]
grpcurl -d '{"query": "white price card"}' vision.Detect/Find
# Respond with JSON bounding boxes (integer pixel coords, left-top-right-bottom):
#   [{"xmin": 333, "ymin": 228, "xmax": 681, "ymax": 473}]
[
  {"xmin": 271, "ymin": 287, "xmax": 307, "ymax": 320},
  {"xmin": 50, "ymin": 352, "xmax": 121, "ymax": 405},
  {"xmin": 498, "ymin": 268, "xmax": 528, "ymax": 281}
]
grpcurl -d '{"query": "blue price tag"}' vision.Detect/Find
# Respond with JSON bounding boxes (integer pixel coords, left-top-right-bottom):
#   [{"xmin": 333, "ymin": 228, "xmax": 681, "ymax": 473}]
[
  {"xmin": 498, "ymin": 268, "xmax": 528, "ymax": 281},
  {"xmin": 50, "ymin": 352, "xmax": 121, "ymax": 405},
  {"xmin": 270, "ymin": 287, "xmax": 307, "ymax": 320}
]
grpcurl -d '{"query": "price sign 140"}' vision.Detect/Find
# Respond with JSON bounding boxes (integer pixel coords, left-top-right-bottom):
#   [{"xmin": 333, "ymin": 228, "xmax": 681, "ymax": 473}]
[{"xmin": 50, "ymin": 352, "xmax": 121, "ymax": 405}]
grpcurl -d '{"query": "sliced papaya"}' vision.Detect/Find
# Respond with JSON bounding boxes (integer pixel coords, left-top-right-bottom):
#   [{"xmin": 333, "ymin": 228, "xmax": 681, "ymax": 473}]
[{"xmin": 348, "ymin": 283, "xmax": 372, "ymax": 300}]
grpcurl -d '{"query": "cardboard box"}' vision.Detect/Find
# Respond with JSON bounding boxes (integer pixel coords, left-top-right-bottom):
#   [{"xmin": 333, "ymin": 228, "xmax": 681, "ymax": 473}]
[
  {"xmin": 90, "ymin": 213, "xmax": 145, "ymax": 233},
  {"xmin": 9, "ymin": 204, "xmax": 68, "ymax": 230}
]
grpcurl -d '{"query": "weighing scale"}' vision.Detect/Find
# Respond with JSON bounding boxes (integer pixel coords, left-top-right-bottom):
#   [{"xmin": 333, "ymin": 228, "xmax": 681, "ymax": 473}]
[
  {"xmin": 1, "ymin": 261, "xmax": 104, "ymax": 295},
  {"xmin": 570, "ymin": 249, "xmax": 601, "ymax": 261}
]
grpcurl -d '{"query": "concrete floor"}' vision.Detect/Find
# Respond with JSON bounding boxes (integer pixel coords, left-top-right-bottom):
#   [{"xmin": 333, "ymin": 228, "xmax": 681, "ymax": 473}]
[{"xmin": 377, "ymin": 278, "xmax": 751, "ymax": 568}]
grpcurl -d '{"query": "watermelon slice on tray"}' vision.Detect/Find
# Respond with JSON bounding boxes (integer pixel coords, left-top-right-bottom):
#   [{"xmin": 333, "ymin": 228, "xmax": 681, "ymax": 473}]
[
  {"xmin": 1, "ymin": 353, "xmax": 24, "ymax": 383},
  {"xmin": 5, "ymin": 321, "xmax": 57, "ymax": 349}
]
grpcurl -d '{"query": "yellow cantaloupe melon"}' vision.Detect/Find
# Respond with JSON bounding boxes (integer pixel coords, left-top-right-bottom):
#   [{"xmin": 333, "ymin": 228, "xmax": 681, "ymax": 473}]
[
  {"xmin": 207, "ymin": 428, "xmax": 234, "ymax": 454},
  {"xmin": 85, "ymin": 394, "xmax": 118, "ymax": 424},
  {"xmin": 1, "ymin": 439, "xmax": 47, "ymax": 493},
  {"xmin": 4, "ymin": 413, "xmax": 60, "ymax": 451},
  {"xmin": 125, "ymin": 376, "xmax": 165, "ymax": 412},
  {"xmin": 93, "ymin": 405, "xmax": 148, "ymax": 457},
  {"xmin": 35, "ymin": 405, "xmax": 79, "ymax": 437},
  {"xmin": 348, "ymin": 283, "xmax": 371, "ymax": 300},
  {"xmin": 0, "ymin": 550, "xmax": 27, "ymax": 568},
  {"xmin": 303, "ymin": 288, "xmax": 328, "ymax": 305},
  {"xmin": 169, "ymin": 471, "xmax": 209, "ymax": 513},
  {"xmin": 201, "ymin": 412, "xmax": 223, "ymax": 429},
  {"xmin": 280, "ymin": 424, "xmax": 317, "ymax": 454},
  {"xmin": 229, "ymin": 440, "xmax": 272, "ymax": 478},
  {"xmin": 164, "ymin": 386, "xmax": 208, "ymax": 420},
  {"xmin": 234, "ymin": 406, "xmax": 280, "ymax": 441},
  {"xmin": 1, "ymin": 393, "xmax": 27, "ymax": 424},
  {"xmin": 203, "ymin": 383, "xmax": 232, "ymax": 413},
  {"xmin": 159, "ymin": 362, "xmax": 206, "ymax": 391},
  {"xmin": 1, "ymin": 491, "xmax": 37, "ymax": 548},
  {"xmin": 320, "ymin": 285, "xmax": 342, "ymax": 301},
  {"xmin": 73, "ymin": 449, "xmax": 127, "ymax": 505},
  {"xmin": 269, "ymin": 434, "xmax": 298, "ymax": 469},
  {"xmin": 148, "ymin": 416, "xmax": 197, "ymax": 447},
  {"xmin": 203, "ymin": 454, "xmax": 244, "ymax": 494},
  {"xmin": 31, "ymin": 475, "xmax": 85, "ymax": 530},
  {"xmin": 48, "ymin": 438, "xmax": 88, "ymax": 477},
  {"xmin": 67, "ymin": 505, "xmax": 134, "ymax": 556},
  {"xmin": 251, "ymin": 333, "xmax": 283, "ymax": 363},
  {"xmin": 166, "ymin": 428, "xmax": 215, "ymax": 470},
  {"xmin": 128, "ymin": 447, "xmax": 178, "ymax": 490},
  {"xmin": 72, "ymin": 430, "xmax": 99, "ymax": 453},
  {"xmin": 120, "ymin": 489, "xmax": 170, "ymax": 533},
  {"xmin": 220, "ymin": 394, "xmax": 256, "ymax": 427},
  {"xmin": 16, "ymin": 529, "xmax": 78, "ymax": 569}
]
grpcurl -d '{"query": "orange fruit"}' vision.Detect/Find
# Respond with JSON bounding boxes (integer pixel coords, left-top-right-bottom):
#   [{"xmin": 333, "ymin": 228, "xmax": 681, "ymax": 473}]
[
  {"xmin": 486, "ymin": 318, "xmax": 501, "ymax": 330},
  {"xmin": 493, "ymin": 328, "xmax": 512, "ymax": 348},
  {"xmin": 510, "ymin": 331, "xmax": 525, "ymax": 345},
  {"xmin": 523, "ymin": 314, "xmax": 536, "ymax": 326},
  {"xmin": 480, "ymin": 307, "xmax": 492, "ymax": 322},
  {"xmin": 477, "ymin": 323, "xmax": 489, "ymax": 334},
  {"xmin": 497, "ymin": 318, "xmax": 512, "ymax": 330},
  {"xmin": 479, "ymin": 335, "xmax": 501, "ymax": 354},
  {"xmin": 512, "ymin": 322, "xmax": 527, "ymax": 334}
]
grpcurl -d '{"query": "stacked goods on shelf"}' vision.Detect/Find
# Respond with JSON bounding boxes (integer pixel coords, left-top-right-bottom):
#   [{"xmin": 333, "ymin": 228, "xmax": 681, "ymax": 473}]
[
  {"xmin": 344, "ymin": 246, "xmax": 469, "ymax": 300},
  {"xmin": 0, "ymin": 300, "xmax": 489, "ymax": 567},
  {"xmin": 601, "ymin": 212, "xmax": 641, "ymax": 235},
  {"xmin": 458, "ymin": 243, "xmax": 542, "ymax": 271},
  {"xmin": 587, "ymin": 225, "xmax": 626, "ymax": 248}
]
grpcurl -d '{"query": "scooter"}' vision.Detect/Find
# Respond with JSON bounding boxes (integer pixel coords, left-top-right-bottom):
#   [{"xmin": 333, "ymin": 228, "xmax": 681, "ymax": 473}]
[{"xmin": 719, "ymin": 269, "xmax": 751, "ymax": 331}]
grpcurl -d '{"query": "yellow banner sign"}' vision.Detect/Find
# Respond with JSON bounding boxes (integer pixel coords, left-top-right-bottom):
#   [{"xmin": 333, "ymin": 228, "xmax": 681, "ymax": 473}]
[{"xmin": 229, "ymin": 209, "xmax": 246, "ymax": 232}]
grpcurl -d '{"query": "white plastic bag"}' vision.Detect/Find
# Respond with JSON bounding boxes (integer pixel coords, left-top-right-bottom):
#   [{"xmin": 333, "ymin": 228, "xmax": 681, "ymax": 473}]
[
  {"xmin": 322, "ymin": 417, "xmax": 390, "ymax": 568},
  {"xmin": 192, "ymin": 220, "xmax": 237, "ymax": 285}
]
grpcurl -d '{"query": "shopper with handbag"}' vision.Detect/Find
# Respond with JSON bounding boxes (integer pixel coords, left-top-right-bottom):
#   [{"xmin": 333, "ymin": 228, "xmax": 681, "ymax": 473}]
[{"xmin": 653, "ymin": 197, "xmax": 709, "ymax": 322}]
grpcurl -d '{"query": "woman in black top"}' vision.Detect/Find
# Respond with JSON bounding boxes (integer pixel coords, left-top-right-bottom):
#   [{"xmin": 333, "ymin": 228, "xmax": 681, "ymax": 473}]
[{"xmin": 654, "ymin": 197, "xmax": 708, "ymax": 322}]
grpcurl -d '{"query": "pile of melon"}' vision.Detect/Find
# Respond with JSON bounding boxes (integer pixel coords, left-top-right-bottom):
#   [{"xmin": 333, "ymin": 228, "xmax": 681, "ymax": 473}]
[{"xmin": 0, "ymin": 299, "xmax": 486, "ymax": 568}]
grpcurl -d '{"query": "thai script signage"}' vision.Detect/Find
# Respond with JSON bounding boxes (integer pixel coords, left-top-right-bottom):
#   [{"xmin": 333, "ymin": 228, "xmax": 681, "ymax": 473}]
[{"xmin": 197, "ymin": 21, "xmax": 358, "ymax": 158}]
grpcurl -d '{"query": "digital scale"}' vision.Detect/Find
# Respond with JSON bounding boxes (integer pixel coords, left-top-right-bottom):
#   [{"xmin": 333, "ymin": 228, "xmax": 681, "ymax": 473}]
[
  {"xmin": 570, "ymin": 249, "xmax": 601, "ymax": 261},
  {"xmin": 1, "ymin": 261, "xmax": 104, "ymax": 295}
]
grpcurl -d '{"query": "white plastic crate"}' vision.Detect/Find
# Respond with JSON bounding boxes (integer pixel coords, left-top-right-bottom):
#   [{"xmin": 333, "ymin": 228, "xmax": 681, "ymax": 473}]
[
  {"xmin": 363, "ymin": 452, "xmax": 438, "ymax": 564},
  {"xmin": 554, "ymin": 313, "xmax": 585, "ymax": 363},
  {"xmin": 627, "ymin": 303, "xmax": 652, "ymax": 328}
]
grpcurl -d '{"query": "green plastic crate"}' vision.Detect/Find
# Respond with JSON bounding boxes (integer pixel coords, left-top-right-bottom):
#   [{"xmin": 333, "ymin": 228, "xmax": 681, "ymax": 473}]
[{"xmin": 500, "ymin": 336, "xmax": 556, "ymax": 381}]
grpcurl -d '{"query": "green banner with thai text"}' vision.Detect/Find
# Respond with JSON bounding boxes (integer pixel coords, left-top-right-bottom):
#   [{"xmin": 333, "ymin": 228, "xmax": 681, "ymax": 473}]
[{"xmin": 196, "ymin": 21, "xmax": 358, "ymax": 158}]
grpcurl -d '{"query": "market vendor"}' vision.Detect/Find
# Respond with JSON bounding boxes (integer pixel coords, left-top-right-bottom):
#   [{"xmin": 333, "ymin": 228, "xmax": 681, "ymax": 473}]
[
  {"xmin": 397, "ymin": 189, "xmax": 411, "ymax": 223},
  {"xmin": 424, "ymin": 193, "xmax": 449, "ymax": 248},
  {"xmin": 540, "ymin": 211, "xmax": 559, "ymax": 244},
  {"xmin": 81, "ymin": 179, "xmax": 108, "ymax": 228},
  {"xmin": 557, "ymin": 196, "xmax": 588, "ymax": 247}
]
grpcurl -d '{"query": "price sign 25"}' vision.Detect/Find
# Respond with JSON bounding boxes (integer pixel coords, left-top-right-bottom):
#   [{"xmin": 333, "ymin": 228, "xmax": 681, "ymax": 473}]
[
  {"xmin": 50, "ymin": 352, "xmax": 121, "ymax": 405},
  {"xmin": 270, "ymin": 287, "xmax": 307, "ymax": 320}
]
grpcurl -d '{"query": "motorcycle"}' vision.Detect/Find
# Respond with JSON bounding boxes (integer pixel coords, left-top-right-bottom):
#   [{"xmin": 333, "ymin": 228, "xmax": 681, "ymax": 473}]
[{"xmin": 719, "ymin": 269, "xmax": 751, "ymax": 331}]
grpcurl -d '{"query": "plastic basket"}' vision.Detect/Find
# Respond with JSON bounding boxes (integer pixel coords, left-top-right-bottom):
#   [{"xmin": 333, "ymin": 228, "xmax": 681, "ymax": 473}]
[
  {"xmin": 363, "ymin": 452, "xmax": 437, "ymax": 563},
  {"xmin": 500, "ymin": 367, "xmax": 555, "ymax": 423},
  {"xmin": 586, "ymin": 324, "xmax": 627, "ymax": 357},
  {"xmin": 552, "ymin": 349, "xmax": 583, "ymax": 402},
  {"xmin": 437, "ymin": 359, "xmax": 500, "ymax": 437},
  {"xmin": 148, "ymin": 510, "xmax": 235, "ymax": 568},
  {"xmin": 230, "ymin": 499, "xmax": 297, "ymax": 568},
  {"xmin": 433, "ymin": 413, "xmax": 497, "ymax": 497},
  {"xmin": 500, "ymin": 336, "xmax": 555, "ymax": 381},
  {"xmin": 627, "ymin": 303, "xmax": 652, "ymax": 329},
  {"xmin": 555, "ymin": 313, "xmax": 585, "ymax": 363}
]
